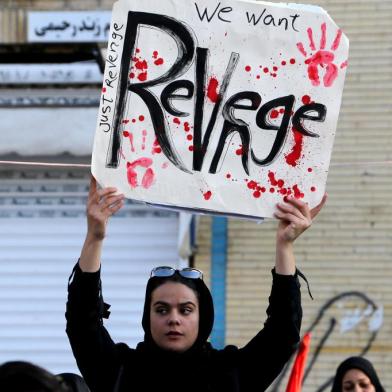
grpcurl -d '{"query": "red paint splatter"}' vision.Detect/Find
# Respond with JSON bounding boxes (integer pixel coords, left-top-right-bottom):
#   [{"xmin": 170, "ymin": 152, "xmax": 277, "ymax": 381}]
[
  {"xmin": 311, "ymin": 186, "xmax": 316, "ymax": 192},
  {"xmin": 123, "ymin": 131, "xmax": 129, "ymax": 137},
  {"xmin": 132, "ymin": 119, "xmax": 136, "ymax": 123},
  {"xmin": 302, "ymin": 95, "xmax": 311, "ymax": 105},
  {"xmin": 152, "ymin": 50, "xmax": 158, "ymax": 59},
  {"xmin": 340, "ymin": 60, "xmax": 348, "ymax": 69},
  {"xmin": 308, "ymin": 167, "xmax": 313, "ymax": 172},
  {"xmin": 188, "ymin": 145, "xmax": 194, "ymax": 151},
  {"xmin": 102, "ymin": 87, "xmax": 106, "ymax": 93},
  {"xmin": 293, "ymin": 184, "xmax": 304, "ymax": 199},
  {"xmin": 129, "ymin": 72, "xmax": 135, "ymax": 79},
  {"xmin": 256, "ymin": 75, "xmax": 261, "ymax": 79},
  {"xmin": 207, "ymin": 77, "xmax": 219, "ymax": 103},
  {"xmin": 270, "ymin": 188, "xmax": 275, "ymax": 193},
  {"xmin": 187, "ymin": 134, "xmax": 193, "ymax": 141},
  {"xmin": 245, "ymin": 65, "xmax": 251, "ymax": 72},
  {"xmin": 281, "ymin": 60, "xmax": 287, "ymax": 66},
  {"xmin": 154, "ymin": 58, "xmax": 164, "ymax": 66},
  {"xmin": 139, "ymin": 115, "xmax": 145, "ymax": 121},
  {"xmin": 270, "ymin": 110, "xmax": 279, "ymax": 119},
  {"xmin": 203, "ymin": 191, "xmax": 212, "ymax": 200},
  {"xmin": 253, "ymin": 191, "xmax": 261, "ymax": 198},
  {"xmin": 152, "ymin": 138, "xmax": 162, "ymax": 154},
  {"xmin": 173, "ymin": 117, "xmax": 181, "ymax": 125},
  {"xmin": 285, "ymin": 129, "xmax": 304, "ymax": 167},
  {"xmin": 268, "ymin": 171, "xmax": 278, "ymax": 186},
  {"xmin": 247, "ymin": 180, "xmax": 257, "ymax": 190},
  {"xmin": 236, "ymin": 145, "xmax": 243, "ymax": 156},
  {"xmin": 184, "ymin": 122, "xmax": 190, "ymax": 132},
  {"xmin": 138, "ymin": 72, "xmax": 148, "ymax": 81},
  {"xmin": 290, "ymin": 58, "xmax": 296, "ymax": 64},
  {"xmin": 122, "ymin": 119, "xmax": 130, "ymax": 124},
  {"xmin": 135, "ymin": 59, "xmax": 148, "ymax": 70},
  {"xmin": 273, "ymin": 66, "xmax": 278, "ymax": 72},
  {"xmin": 263, "ymin": 67, "xmax": 269, "ymax": 73},
  {"xmin": 226, "ymin": 173, "xmax": 231, "ymax": 179},
  {"xmin": 136, "ymin": 48, "xmax": 140, "ymax": 53}
]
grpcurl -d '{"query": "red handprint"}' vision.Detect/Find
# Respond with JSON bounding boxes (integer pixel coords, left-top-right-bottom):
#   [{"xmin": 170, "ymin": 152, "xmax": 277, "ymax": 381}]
[
  {"xmin": 297, "ymin": 23, "xmax": 347, "ymax": 87},
  {"xmin": 122, "ymin": 116, "xmax": 163, "ymax": 189}
]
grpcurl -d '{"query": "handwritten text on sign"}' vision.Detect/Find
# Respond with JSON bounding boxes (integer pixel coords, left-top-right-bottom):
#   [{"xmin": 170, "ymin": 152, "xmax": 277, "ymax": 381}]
[{"xmin": 92, "ymin": 0, "xmax": 349, "ymax": 219}]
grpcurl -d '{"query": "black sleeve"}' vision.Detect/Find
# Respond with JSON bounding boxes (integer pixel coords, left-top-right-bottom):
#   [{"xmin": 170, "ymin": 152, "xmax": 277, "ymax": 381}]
[
  {"xmin": 237, "ymin": 268, "xmax": 302, "ymax": 391},
  {"xmin": 65, "ymin": 261, "xmax": 122, "ymax": 392}
]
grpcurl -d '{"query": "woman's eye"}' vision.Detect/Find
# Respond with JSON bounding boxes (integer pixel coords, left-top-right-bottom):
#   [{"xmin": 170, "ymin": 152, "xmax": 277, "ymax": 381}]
[
  {"xmin": 156, "ymin": 308, "xmax": 167, "ymax": 314},
  {"xmin": 182, "ymin": 308, "xmax": 192, "ymax": 315}
]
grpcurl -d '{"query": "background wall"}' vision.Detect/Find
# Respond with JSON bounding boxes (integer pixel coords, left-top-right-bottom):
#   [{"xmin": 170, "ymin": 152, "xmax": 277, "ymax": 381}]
[{"xmin": 195, "ymin": 0, "xmax": 392, "ymax": 391}]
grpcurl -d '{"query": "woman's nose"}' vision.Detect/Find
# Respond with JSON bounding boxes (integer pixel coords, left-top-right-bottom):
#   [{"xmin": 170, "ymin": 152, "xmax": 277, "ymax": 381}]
[{"xmin": 168, "ymin": 311, "xmax": 180, "ymax": 325}]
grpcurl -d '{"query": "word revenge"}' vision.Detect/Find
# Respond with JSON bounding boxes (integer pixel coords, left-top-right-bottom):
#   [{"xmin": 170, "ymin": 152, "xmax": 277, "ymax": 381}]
[{"xmin": 105, "ymin": 12, "xmax": 326, "ymax": 175}]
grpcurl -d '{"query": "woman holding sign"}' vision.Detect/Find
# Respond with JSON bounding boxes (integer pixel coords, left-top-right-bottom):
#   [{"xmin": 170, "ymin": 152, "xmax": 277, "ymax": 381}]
[{"xmin": 66, "ymin": 177, "xmax": 326, "ymax": 392}]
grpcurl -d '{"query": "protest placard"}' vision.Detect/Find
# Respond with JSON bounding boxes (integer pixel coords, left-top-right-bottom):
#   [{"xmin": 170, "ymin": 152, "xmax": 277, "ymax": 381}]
[{"xmin": 92, "ymin": 0, "xmax": 349, "ymax": 219}]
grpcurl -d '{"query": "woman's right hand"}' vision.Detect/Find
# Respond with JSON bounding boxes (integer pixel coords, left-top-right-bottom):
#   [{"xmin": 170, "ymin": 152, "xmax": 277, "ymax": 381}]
[{"xmin": 86, "ymin": 176, "xmax": 125, "ymax": 241}]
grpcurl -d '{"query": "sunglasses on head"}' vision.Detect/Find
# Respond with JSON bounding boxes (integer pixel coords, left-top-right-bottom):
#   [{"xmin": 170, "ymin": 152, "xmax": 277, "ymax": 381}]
[{"xmin": 150, "ymin": 266, "xmax": 203, "ymax": 280}]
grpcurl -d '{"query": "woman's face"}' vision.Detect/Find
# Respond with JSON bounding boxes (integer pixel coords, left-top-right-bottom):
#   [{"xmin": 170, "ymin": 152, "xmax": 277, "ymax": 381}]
[
  {"xmin": 150, "ymin": 281, "xmax": 199, "ymax": 352},
  {"xmin": 342, "ymin": 369, "xmax": 375, "ymax": 392}
]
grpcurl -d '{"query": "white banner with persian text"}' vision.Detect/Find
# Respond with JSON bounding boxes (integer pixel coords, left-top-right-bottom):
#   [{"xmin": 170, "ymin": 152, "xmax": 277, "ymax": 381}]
[{"xmin": 92, "ymin": 0, "xmax": 349, "ymax": 219}]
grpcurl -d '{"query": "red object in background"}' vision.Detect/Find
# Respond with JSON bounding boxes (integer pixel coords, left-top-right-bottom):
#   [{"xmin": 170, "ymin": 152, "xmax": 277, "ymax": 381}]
[{"xmin": 286, "ymin": 332, "xmax": 311, "ymax": 392}]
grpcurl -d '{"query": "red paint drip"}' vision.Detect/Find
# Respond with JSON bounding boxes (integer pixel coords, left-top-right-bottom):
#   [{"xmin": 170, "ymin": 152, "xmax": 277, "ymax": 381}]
[
  {"xmin": 203, "ymin": 191, "xmax": 212, "ymax": 200},
  {"xmin": 285, "ymin": 129, "xmax": 304, "ymax": 167},
  {"xmin": 207, "ymin": 77, "xmax": 219, "ymax": 103}
]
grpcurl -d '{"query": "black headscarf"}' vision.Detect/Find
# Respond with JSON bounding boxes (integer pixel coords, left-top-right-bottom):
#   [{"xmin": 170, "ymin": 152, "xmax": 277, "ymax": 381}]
[
  {"xmin": 139, "ymin": 271, "xmax": 214, "ymax": 352},
  {"xmin": 331, "ymin": 356, "xmax": 385, "ymax": 392}
]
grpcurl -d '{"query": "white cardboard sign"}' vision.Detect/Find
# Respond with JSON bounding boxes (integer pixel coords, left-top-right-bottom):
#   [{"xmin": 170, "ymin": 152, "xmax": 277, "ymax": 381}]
[{"xmin": 92, "ymin": 0, "xmax": 349, "ymax": 219}]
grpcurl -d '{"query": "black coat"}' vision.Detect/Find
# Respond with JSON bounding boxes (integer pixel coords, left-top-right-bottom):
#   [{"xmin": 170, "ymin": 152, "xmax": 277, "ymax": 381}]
[{"xmin": 66, "ymin": 263, "xmax": 302, "ymax": 392}]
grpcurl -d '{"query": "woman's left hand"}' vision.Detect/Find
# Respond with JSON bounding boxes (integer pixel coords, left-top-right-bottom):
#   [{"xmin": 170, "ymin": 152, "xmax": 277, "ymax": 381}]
[{"xmin": 274, "ymin": 193, "xmax": 327, "ymax": 244}]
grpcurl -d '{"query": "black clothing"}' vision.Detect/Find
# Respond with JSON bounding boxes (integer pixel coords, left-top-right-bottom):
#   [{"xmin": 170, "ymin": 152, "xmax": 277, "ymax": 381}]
[
  {"xmin": 66, "ymin": 262, "xmax": 302, "ymax": 392},
  {"xmin": 331, "ymin": 356, "xmax": 385, "ymax": 392}
]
